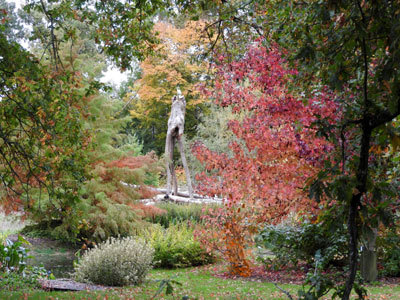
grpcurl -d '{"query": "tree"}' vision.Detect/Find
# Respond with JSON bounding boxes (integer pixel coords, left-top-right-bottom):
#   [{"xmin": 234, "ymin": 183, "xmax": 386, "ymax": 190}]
[
  {"xmin": 0, "ymin": 2, "xmax": 163, "ymax": 242},
  {"xmin": 0, "ymin": 13, "xmax": 88, "ymax": 218},
  {"xmin": 185, "ymin": 1, "xmax": 400, "ymax": 297},
  {"xmin": 261, "ymin": 2, "xmax": 400, "ymax": 298},
  {"xmin": 74, "ymin": 93, "xmax": 162, "ymax": 243},
  {"xmin": 186, "ymin": 103, "xmax": 250, "ymax": 181},
  {"xmin": 176, "ymin": 0, "xmax": 265, "ymax": 58},
  {"xmin": 13, "ymin": 2, "xmax": 400, "ymax": 297},
  {"xmin": 23, "ymin": 0, "xmax": 169, "ymax": 70},
  {"xmin": 126, "ymin": 20, "xmax": 209, "ymax": 154},
  {"xmin": 193, "ymin": 41, "xmax": 339, "ymax": 277},
  {"xmin": 0, "ymin": 0, "xmax": 24, "ymax": 42}
]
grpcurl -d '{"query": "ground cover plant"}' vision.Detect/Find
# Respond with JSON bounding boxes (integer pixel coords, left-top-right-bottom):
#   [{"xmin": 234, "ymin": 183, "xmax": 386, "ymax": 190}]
[
  {"xmin": 0, "ymin": 234, "xmax": 53, "ymax": 292},
  {"xmin": 256, "ymin": 220, "xmax": 348, "ymax": 270},
  {"xmin": 1, "ymin": 217, "xmax": 399, "ymax": 299},
  {"xmin": 0, "ymin": 235, "xmax": 31, "ymax": 274}
]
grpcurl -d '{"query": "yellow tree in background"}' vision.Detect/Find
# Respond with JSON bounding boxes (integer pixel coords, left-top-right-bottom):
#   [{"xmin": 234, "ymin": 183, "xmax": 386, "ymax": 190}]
[{"xmin": 126, "ymin": 20, "xmax": 209, "ymax": 154}]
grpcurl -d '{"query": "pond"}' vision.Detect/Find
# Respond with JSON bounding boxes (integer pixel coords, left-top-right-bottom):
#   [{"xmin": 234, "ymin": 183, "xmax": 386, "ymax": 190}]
[{"xmin": 9, "ymin": 235, "xmax": 78, "ymax": 278}]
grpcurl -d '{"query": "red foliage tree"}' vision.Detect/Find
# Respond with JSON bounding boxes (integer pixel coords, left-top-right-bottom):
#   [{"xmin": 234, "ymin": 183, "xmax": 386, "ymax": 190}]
[{"xmin": 193, "ymin": 42, "xmax": 340, "ymax": 276}]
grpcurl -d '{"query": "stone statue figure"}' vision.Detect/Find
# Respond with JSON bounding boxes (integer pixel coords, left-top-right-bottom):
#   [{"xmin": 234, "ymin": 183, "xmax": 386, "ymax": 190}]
[{"xmin": 164, "ymin": 89, "xmax": 194, "ymax": 199}]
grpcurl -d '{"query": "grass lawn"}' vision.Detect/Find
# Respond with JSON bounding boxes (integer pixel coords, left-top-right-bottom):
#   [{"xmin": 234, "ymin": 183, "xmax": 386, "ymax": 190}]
[{"xmin": 1, "ymin": 265, "xmax": 399, "ymax": 300}]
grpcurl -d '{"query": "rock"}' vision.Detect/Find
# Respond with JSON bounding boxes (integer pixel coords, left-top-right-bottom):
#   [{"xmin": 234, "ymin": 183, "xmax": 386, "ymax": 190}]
[{"xmin": 39, "ymin": 278, "xmax": 108, "ymax": 291}]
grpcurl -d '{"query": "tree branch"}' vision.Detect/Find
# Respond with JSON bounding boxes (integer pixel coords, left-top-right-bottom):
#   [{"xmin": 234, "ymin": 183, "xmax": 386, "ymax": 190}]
[{"xmin": 274, "ymin": 283, "xmax": 294, "ymax": 300}]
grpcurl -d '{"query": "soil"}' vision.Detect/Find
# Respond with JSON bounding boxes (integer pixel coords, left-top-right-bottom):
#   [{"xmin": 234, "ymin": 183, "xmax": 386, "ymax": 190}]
[{"xmin": 8, "ymin": 234, "xmax": 78, "ymax": 278}]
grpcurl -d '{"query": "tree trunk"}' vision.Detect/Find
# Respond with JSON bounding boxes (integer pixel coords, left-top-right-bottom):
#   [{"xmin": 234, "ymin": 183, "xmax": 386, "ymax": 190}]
[
  {"xmin": 343, "ymin": 193, "xmax": 361, "ymax": 300},
  {"xmin": 165, "ymin": 131, "xmax": 174, "ymax": 196},
  {"xmin": 172, "ymin": 138, "xmax": 178, "ymax": 196},
  {"xmin": 342, "ymin": 123, "xmax": 371, "ymax": 300},
  {"xmin": 165, "ymin": 92, "xmax": 193, "ymax": 198},
  {"xmin": 360, "ymin": 228, "xmax": 378, "ymax": 282},
  {"xmin": 177, "ymin": 136, "xmax": 193, "ymax": 198}
]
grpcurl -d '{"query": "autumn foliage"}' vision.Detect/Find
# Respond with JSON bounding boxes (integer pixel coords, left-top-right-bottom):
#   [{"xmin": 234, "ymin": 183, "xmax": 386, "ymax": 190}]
[
  {"xmin": 0, "ymin": 33, "xmax": 89, "ymax": 217},
  {"xmin": 79, "ymin": 151, "xmax": 162, "ymax": 242},
  {"xmin": 126, "ymin": 20, "xmax": 209, "ymax": 153},
  {"xmin": 193, "ymin": 42, "xmax": 339, "ymax": 276}
]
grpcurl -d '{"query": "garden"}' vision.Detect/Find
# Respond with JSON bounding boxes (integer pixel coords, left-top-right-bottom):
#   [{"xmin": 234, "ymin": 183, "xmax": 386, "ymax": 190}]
[
  {"xmin": 1, "ymin": 1, "xmax": 400, "ymax": 299},
  {"xmin": 1, "ymin": 205, "xmax": 400, "ymax": 300}
]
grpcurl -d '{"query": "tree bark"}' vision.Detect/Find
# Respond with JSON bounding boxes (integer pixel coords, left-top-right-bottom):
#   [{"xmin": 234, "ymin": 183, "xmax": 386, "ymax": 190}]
[
  {"xmin": 360, "ymin": 228, "xmax": 378, "ymax": 282},
  {"xmin": 342, "ymin": 123, "xmax": 371, "ymax": 300},
  {"xmin": 177, "ymin": 136, "xmax": 194, "ymax": 198},
  {"xmin": 165, "ymin": 129, "xmax": 175, "ymax": 196},
  {"xmin": 165, "ymin": 93, "xmax": 194, "ymax": 198}
]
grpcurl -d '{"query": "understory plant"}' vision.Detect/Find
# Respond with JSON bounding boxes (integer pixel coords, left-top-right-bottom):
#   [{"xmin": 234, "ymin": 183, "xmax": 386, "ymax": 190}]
[
  {"xmin": 146, "ymin": 202, "xmax": 218, "ymax": 228},
  {"xmin": 74, "ymin": 236, "xmax": 154, "ymax": 286},
  {"xmin": 256, "ymin": 220, "xmax": 347, "ymax": 270},
  {"xmin": 140, "ymin": 223, "xmax": 214, "ymax": 268},
  {"xmin": 0, "ymin": 235, "xmax": 31, "ymax": 274},
  {"xmin": 297, "ymin": 252, "xmax": 367, "ymax": 300},
  {"xmin": 0, "ymin": 266, "xmax": 51, "ymax": 291},
  {"xmin": 0, "ymin": 235, "xmax": 53, "ymax": 291},
  {"xmin": 377, "ymin": 225, "xmax": 400, "ymax": 277}
]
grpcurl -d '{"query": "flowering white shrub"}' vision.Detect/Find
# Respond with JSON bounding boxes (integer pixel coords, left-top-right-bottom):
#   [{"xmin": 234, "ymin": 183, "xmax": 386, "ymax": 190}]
[{"xmin": 74, "ymin": 236, "xmax": 154, "ymax": 286}]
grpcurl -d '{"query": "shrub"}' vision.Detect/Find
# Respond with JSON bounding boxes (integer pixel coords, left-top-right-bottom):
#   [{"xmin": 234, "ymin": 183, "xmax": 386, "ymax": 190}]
[
  {"xmin": 256, "ymin": 221, "xmax": 347, "ymax": 269},
  {"xmin": 140, "ymin": 223, "xmax": 214, "ymax": 268},
  {"xmin": 377, "ymin": 228, "xmax": 400, "ymax": 277},
  {"xmin": 146, "ymin": 203, "xmax": 217, "ymax": 227},
  {"xmin": 74, "ymin": 236, "xmax": 153, "ymax": 286}
]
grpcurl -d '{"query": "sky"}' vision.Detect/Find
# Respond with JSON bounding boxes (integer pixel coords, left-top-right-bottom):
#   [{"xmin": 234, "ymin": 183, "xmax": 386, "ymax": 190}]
[
  {"xmin": 10, "ymin": 0, "xmax": 128, "ymax": 87},
  {"xmin": 100, "ymin": 66, "xmax": 129, "ymax": 88}
]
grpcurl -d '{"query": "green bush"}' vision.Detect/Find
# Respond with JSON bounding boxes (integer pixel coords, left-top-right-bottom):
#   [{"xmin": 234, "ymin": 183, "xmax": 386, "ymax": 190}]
[
  {"xmin": 256, "ymin": 221, "xmax": 347, "ymax": 269},
  {"xmin": 140, "ymin": 223, "xmax": 215, "ymax": 268},
  {"xmin": 74, "ymin": 236, "xmax": 153, "ymax": 286},
  {"xmin": 147, "ymin": 203, "xmax": 202, "ymax": 227},
  {"xmin": 147, "ymin": 202, "xmax": 220, "ymax": 228},
  {"xmin": 377, "ymin": 229, "xmax": 400, "ymax": 277},
  {"xmin": 20, "ymin": 221, "xmax": 61, "ymax": 240}
]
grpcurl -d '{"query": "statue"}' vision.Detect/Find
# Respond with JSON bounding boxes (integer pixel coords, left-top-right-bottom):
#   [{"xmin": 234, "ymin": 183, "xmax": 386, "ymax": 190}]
[{"xmin": 164, "ymin": 89, "xmax": 194, "ymax": 199}]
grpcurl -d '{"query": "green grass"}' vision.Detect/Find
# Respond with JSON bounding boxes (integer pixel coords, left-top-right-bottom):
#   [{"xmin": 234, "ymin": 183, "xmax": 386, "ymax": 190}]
[
  {"xmin": 0, "ymin": 266, "xmax": 295, "ymax": 300},
  {"xmin": 1, "ymin": 265, "xmax": 399, "ymax": 300},
  {"xmin": 34, "ymin": 247, "xmax": 68, "ymax": 255}
]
